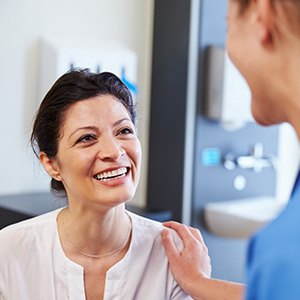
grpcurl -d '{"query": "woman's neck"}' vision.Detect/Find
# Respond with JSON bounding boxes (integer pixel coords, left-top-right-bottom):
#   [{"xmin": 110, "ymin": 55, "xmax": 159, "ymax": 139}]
[
  {"xmin": 269, "ymin": 44, "xmax": 300, "ymax": 140},
  {"xmin": 279, "ymin": 64, "xmax": 300, "ymax": 140},
  {"xmin": 58, "ymin": 204, "xmax": 131, "ymax": 259}
]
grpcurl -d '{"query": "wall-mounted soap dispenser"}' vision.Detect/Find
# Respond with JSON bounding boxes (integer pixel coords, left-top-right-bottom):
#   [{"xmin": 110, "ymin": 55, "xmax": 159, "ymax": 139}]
[
  {"xmin": 38, "ymin": 36, "xmax": 138, "ymax": 103},
  {"xmin": 204, "ymin": 46, "xmax": 253, "ymax": 129}
]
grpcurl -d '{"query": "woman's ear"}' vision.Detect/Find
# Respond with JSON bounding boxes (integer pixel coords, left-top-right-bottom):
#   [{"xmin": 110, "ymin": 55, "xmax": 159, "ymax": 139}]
[
  {"xmin": 255, "ymin": 0, "xmax": 274, "ymax": 45},
  {"xmin": 39, "ymin": 152, "xmax": 61, "ymax": 181}
]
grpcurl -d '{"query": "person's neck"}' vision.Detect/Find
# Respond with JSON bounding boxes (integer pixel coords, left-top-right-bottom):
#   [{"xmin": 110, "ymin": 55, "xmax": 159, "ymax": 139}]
[
  {"xmin": 270, "ymin": 45, "xmax": 300, "ymax": 140},
  {"xmin": 60, "ymin": 204, "xmax": 131, "ymax": 258},
  {"xmin": 279, "ymin": 67, "xmax": 300, "ymax": 140}
]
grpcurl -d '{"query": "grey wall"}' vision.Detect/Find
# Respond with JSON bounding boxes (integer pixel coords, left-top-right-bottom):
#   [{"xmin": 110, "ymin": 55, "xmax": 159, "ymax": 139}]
[
  {"xmin": 148, "ymin": 0, "xmax": 279, "ymax": 282},
  {"xmin": 147, "ymin": 0, "xmax": 192, "ymax": 220}
]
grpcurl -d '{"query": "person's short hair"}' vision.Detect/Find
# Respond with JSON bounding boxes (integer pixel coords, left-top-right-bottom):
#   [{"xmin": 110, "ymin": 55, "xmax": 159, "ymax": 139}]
[{"xmin": 30, "ymin": 69, "xmax": 136, "ymax": 196}]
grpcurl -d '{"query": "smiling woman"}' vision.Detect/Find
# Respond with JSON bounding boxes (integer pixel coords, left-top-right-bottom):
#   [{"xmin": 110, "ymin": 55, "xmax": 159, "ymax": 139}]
[
  {"xmin": 39, "ymin": 94, "xmax": 141, "ymax": 210},
  {"xmin": 31, "ymin": 70, "xmax": 138, "ymax": 195},
  {"xmin": 0, "ymin": 70, "xmax": 193, "ymax": 300}
]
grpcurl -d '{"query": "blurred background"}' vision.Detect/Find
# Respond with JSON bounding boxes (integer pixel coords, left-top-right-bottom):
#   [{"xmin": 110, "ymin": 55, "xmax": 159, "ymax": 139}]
[{"xmin": 1, "ymin": 0, "xmax": 299, "ymax": 283}]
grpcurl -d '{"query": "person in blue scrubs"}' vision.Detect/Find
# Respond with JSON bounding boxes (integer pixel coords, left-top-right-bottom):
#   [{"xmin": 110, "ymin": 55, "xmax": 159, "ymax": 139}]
[{"xmin": 161, "ymin": 0, "xmax": 300, "ymax": 299}]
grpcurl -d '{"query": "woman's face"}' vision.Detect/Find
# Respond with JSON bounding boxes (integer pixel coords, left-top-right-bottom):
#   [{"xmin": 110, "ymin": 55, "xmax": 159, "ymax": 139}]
[
  {"xmin": 226, "ymin": 0, "xmax": 256, "ymax": 95},
  {"xmin": 51, "ymin": 95, "xmax": 141, "ymax": 209},
  {"xmin": 226, "ymin": 0, "xmax": 278, "ymax": 125}
]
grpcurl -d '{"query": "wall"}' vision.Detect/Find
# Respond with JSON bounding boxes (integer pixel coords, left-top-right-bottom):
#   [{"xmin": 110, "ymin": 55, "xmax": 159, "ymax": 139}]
[
  {"xmin": 0, "ymin": 0, "xmax": 154, "ymax": 207},
  {"xmin": 147, "ymin": 0, "xmax": 194, "ymax": 221}
]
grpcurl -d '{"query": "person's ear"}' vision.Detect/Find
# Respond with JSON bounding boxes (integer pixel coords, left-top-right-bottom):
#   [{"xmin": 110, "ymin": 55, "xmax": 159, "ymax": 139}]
[
  {"xmin": 39, "ymin": 152, "xmax": 61, "ymax": 181},
  {"xmin": 255, "ymin": 0, "xmax": 274, "ymax": 45}
]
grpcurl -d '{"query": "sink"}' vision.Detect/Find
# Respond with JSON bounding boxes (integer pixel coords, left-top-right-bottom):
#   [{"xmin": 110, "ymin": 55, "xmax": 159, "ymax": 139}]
[{"xmin": 204, "ymin": 196, "xmax": 286, "ymax": 239}]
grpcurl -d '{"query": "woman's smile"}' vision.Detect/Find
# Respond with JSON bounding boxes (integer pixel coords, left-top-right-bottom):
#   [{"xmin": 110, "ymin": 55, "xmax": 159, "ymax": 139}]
[
  {"xmin": 93, "ymin": 166, "xmax": 128, "ymax": 182},
  {"xmin": 93, "ymin": 166, "xmax": 131, "ymax": 187}
]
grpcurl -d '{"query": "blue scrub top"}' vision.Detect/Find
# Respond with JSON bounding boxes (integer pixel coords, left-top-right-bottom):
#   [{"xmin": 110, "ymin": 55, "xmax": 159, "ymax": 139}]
[{"xmin": 246, "ymin": 170, "xmax": 300, "ymax": 300}]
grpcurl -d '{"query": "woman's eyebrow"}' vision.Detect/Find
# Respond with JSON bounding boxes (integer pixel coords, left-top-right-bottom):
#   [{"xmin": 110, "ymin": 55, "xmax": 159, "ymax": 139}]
[
  {"xmin": 69, "ymin": 118, "xmax": 131, "ymax": 139},
  {"xmin": 113, "ymin": 117, "xmax": 131, "ymax": 127},
  {"xmin": 69, "ymin": 126, "xmax": 98, "ymax": 139}
]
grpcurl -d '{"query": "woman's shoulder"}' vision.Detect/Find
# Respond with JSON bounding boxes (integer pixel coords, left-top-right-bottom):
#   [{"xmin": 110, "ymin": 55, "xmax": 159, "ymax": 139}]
[
  {"xmin": 127, "ymin": 211, "xmax": 183, "ymax": 251},
  {"xmin": 0, "ymin": 208, "xmax": 63, "ymax": 251},
  {"xmin": 127, "ymin": 210, "xmax": 166, "ymax": 240},
  {"xmin": 127, "ymin": 210, "xmax": 162, "ymax": 229},
  {"xmin": 123, "ymin": 211, "xmax": 188, "ymax": 299},
  {"xmin": 1, "ymin": 207, "xmax": 63, "ymax": 232}
]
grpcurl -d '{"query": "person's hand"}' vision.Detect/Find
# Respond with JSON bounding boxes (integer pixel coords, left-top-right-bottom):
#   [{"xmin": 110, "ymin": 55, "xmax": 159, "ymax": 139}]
[
  {"xmin": 161, "ymin": 221, "xmax": 212, "ymax": 297},
  {"xmin": 162, "ymin": 222, "xmax": 244, "ymax": 300}
]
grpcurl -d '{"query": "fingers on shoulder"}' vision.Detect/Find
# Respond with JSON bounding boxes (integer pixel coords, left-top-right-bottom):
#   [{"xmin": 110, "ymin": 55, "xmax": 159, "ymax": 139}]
[
  {"xmin": 163, "ymin": 221, "xmax": 207, "ymax": 250},
  {"xmin": 161, "ymin": 228, "xmax": 181, "ymax": 259},
  {"xmin": 163, "ymin": 221, "xmax": 193, "ymax": 242}
]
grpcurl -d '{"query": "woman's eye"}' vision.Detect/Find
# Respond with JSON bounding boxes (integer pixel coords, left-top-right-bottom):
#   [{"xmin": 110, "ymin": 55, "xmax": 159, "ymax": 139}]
[
  {"xmin": 118, "ymin": 127, "xmax": 134, "ymax": 135},
  {"xmin": 77, "ymin": 134, "xmax": 96, "ymax": 143}
]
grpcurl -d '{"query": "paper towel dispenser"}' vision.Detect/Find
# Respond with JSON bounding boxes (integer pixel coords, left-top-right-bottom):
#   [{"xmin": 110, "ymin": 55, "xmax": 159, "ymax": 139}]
[
  {"xmin": 204, "ymin": 46, "xmax": 253, "ymax": 129},
  {"xmin": 38, "ymin": 36, "xmax": 138, "ymax": 104}
]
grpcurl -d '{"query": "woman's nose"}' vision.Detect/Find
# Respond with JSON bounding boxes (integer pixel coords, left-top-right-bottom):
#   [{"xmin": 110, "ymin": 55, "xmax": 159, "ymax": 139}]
[{"xmin": 98, "ymin": 136, "xmax": 125, "ymax": 160}]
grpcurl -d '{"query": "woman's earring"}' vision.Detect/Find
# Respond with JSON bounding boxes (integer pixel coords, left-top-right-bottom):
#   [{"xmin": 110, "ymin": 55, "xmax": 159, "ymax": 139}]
[{"xmin": 56, "ymin": 175, "xmax": 61, "ymax": 181}]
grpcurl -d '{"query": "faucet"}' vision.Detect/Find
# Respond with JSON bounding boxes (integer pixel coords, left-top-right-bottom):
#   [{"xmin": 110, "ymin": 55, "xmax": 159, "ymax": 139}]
[{"xmin": 223, "ymin": 143, "xmax": 277, "ymax": 173}]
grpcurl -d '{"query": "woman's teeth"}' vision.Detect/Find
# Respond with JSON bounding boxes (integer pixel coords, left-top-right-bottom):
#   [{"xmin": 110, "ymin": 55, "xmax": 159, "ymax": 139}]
[{"xmin": 94, "ymin": 167, "xmax": 128, "ymax": 181}]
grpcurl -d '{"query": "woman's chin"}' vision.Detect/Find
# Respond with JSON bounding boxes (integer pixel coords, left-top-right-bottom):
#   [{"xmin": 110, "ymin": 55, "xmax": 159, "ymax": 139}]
[
  {"xmin": 112, "ymin": 191, "xmax": 136, "ymax": 207},
  {"xmin": 251, "ymin": 104, "xmax": 272, "ymax": 126},
  {"xmin": 253, "ymin": 116, "xmax": 269, "ymax": 126},
  {"xmin": 252, "ymin": 111, "xmax": 279, "ymax": 127}
]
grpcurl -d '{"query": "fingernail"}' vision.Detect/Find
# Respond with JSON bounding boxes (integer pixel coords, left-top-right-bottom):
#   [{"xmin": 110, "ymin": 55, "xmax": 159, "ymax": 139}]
[{"xmin": 161, "ymin": 229, "xmax": 169, "ymax": 238}]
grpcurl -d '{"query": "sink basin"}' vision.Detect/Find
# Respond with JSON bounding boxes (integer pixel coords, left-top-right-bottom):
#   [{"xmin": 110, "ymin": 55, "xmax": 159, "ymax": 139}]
[{"xmin": 204, "ymin": 196, "xmax": 286, "ymax": 239}]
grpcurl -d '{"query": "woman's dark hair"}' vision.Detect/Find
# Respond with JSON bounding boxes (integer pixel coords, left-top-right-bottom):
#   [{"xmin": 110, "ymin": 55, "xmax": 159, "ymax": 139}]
[{"xmin": 30, "ymin": 69, "xmax": 136, "ymax": 195}]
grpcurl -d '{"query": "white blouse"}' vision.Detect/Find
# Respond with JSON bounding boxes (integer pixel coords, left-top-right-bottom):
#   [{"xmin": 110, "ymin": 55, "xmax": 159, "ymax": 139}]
[{"xmin": 0, "ymin": 208, "xmax": 191, "ymax": 300}]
